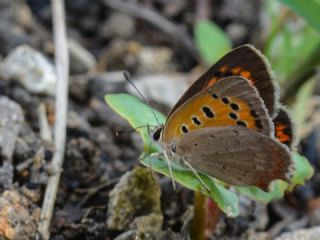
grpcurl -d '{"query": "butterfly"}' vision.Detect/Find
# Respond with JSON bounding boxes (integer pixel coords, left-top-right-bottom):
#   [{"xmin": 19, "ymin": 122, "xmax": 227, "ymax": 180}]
[{"xmin": 152, "ymin": 44, "xmax": 295, "ymax": 191}]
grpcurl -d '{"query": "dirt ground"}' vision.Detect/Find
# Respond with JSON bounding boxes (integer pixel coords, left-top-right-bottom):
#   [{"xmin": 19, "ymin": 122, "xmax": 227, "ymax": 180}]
[{"xmin": 0, "ymin": 0, "xmax": 320, "ymax": 239}]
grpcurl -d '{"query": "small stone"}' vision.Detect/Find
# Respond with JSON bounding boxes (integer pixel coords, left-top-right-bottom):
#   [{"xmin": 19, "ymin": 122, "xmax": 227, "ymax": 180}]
[
  {"xmin": 0, "ymin": 45, "xmax": 56, "ymax": 95},
  {"xmin": 0, "ymin": 190, "xmax": 38, "ymax": 240},
  {"xmin": 88, "ymin": 71, "xmax": 127, "ymax": 100},
  {"xmin": 136, "ymin": 47, "xmax": 175, "ymax": 75},
  {"xmin": 99, "ymin": 13, "xmax": 135, "ymax": 39},
  {"xmin": 226, "ymin": 23, "xmax": 248, "ymax": 44},
  {"xmin": 127, "ymin": 74, "xmax": 189, "ymax": 107},
  {"xmin": 67, "ymin": 111, "xmax": 91, "ymax": 138},
  {"xmin": 114, "ymin": 230, "xmax": 182, "ymax": 240},
  {"xmin": 0, "ymin": 96, "xmax": 24, "ymax": 161},
  {"xmin": 68, "ymin": 39, "xmax": 96, "ymax": 74},
  {"xmin": 274, "ymin": 226, "xmax": 320, "ymax": 240},
  {"xmin": 0, "ymin": 162, "xmax": 13, "ymax": 189},
  {"xmin": 130, "ymin": 213, "xmax": 163, "ymax": 233},
  {"xmin": 107, "ymin": 166, "xmax": 162, "ymax": 231}
]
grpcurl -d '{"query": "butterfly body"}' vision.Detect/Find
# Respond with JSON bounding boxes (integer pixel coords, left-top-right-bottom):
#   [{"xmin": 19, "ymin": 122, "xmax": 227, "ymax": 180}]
[{"xmin": 154, "ymin": 45, "xmax": 295, "ymax": 191}]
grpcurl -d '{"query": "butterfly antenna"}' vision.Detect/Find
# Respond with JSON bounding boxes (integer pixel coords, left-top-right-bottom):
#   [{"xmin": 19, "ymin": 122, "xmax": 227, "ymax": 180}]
[
  {"xmin": 164, "ymin": 150, "xmax": 176, "ymax": 190},
  {"xmin": 124, "ymin": 71, "xmax": 161, "ymax": 126}
]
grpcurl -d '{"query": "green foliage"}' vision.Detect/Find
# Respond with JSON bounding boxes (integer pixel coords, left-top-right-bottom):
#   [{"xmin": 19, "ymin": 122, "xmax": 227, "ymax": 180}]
[
  {"xmin": 194, "ymin": 20, "xmax": 231, "ymax": 65},
  {"xmin": 105, "ymin": 94, "xmax": 166, "ymax": 153},
  {"xmin": 279, "ymin": 0, "xmax": 320, "ymax": 32},
  {"xmin": 291, "ymin": 152, "xmax": 315, "ymax": 187},
  {"xmin": 105, "ymin": 93, "xmax": 314, "ymax": 217},
  {"xmin": 265, "ymin": 0, "xmax": 320, "ymax": 84}
]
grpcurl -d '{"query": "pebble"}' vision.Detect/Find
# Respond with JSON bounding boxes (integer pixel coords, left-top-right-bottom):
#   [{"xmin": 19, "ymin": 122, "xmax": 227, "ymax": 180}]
[
  {"xmin": 127, "ymin": 73, "xmax": 189, "ymax": 107},
  {"xmin": 0, "ymin": 190, "xmax": 38, "ymax": 240},
  {"xmin": 0, "ymin": 96, "xmax": 24, "ymax": 161},
  {"xmin": 0, "ymin": 45, "xmax": 56, "ymax": 95},
  {"xmin": 275, "ymin": 226, "xmax": 320, "ymax": 240},
  {"xmin": 107, "ymin": 166, "xmax": 162, "ymax": 231}
]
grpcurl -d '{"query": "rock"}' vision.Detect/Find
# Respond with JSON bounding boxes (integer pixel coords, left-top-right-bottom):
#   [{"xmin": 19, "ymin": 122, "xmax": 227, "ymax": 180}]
[
  {"xmin": 0, "ymin": 96, "xmax": 24, "ymax": 161},
  {"xmin": 0, "ymin": 162, "xmax": 13, "ymax": 189},
  {"xmin": 69, "ymin": 75, "xmax": 90, "ymax": 103},
  {"xmin": 0, "ymin": 45, "xmax": 56, "ymax": 95},
  {"xmin": 68, "ymin": 39, "xmax": 96, "ymax": 74},
  {"xmin": 88, "ymin": 71, "xmax": 127, "ymax": 100},
  {"xmin": 275, "ymin": 226, "xmax": 320, "ymax": 240},
  {"xmin": 67, "ymin": 111, "xmax": 91, "ymax": 138},
  {"xmin": 0, "ymin": 190, "xmax": 38, "ymax": 240},
  {"xmin": 130, "ymin": 213, "xmax": 163, "ymax": 233},
  {"xmin": 226, "ymin": 23, "xmax": 248, "ymax": 45},
  {"xmin": 114, "ymin": 230, "xmax": 182, "ymax": 240},
  {"xmin": 136, "ymin": 47, "xmax": 175, "ymax": 75},
  {"xmin": 99, "ymin": 13, "xmax": 135, "ymax": 39},
  {"xmin": 127, "ymin": 74, "xmax": 189, "ymax": 107},
  {"xmin": 107, "ymin": 166, "xmax": 162, "ymax": 231}
]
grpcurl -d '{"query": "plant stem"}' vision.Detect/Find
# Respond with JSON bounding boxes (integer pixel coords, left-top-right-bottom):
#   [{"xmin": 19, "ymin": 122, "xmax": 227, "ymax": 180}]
[
  {"xmin": 190, "ymin": 192, "xmax": 221, "ymax": 240},
  {"xmin": 191, "ymin": 192, "xmax": 206, "ymax": 240}
]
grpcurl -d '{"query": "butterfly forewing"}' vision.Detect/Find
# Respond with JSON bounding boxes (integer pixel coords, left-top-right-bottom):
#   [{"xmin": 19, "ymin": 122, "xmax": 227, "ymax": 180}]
[
  {"xmin": 168, "ymin": 44, "xmax": 277, "ymax": 118},
  {"xmin": 162, "ymin": 76, "xmax": 273, "ymax": 143},
  {"xmin": 176, "ymin": 126, "xmax": 294, "ymax": 191}
]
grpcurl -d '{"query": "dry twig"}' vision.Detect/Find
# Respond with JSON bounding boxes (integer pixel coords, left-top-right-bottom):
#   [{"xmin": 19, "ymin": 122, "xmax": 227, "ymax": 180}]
[{"xmin": 37, "ymin": 0, "xmax": 69, "ymax": 239}]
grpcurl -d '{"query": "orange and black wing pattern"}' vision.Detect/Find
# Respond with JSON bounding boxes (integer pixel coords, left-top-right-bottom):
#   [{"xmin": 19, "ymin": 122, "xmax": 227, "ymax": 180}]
[
  {"xmin": 273, "ymin": 106, "xmax": 295, "ymax": 150},
  {"xmin": 168, "ymin": 45, "xmax": 277, "ymax": 118}
]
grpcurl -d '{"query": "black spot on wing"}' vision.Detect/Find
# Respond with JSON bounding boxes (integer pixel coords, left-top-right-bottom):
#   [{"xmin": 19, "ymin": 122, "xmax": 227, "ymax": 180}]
[
  {"xmin": 230, "ymin": 103, "xmax": 240, "ymax": 111},
  {"xmin": 222, "ymin": 97, "xmax": 230, "ymax": 104},
  {"xmin": 181, "ymin": 125, "xmax": 188, "ymax": 133},
  {"xmin": 236, "ymin": 120, "xmax": 247, "ymax": 127},
  {"xmin": 229, "ymin": 112, "xmax": 238, "ymax": 120},
  {"xmin": 192, "ymin": 117, "xmax": 201, "ymax": 126},
  {"xmin": 202, "ymin": 106, "xmax": 215, "ymax": 118}
]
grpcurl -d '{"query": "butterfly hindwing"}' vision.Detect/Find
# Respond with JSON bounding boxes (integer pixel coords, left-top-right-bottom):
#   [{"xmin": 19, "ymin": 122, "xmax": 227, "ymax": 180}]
[
  {"xmin": 162, "ymin": 76, "xmax": 273, "ymax": 143},
  {"xmin": 273, "ymin": 106, "xmax": 295, "ymax": 150},
  {"xmin": 168, "ymin": 45, "xmax": 277, "ymax": 118},
  {"xmin": 176, "ymin": 126, "xmax": 294, "ymax": 191}
]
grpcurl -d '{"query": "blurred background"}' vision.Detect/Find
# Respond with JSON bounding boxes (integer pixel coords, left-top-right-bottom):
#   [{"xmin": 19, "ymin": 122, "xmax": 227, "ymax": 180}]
[{"xmin": 0, "ymin": 0, "xmax": 319, "ymax": 239}]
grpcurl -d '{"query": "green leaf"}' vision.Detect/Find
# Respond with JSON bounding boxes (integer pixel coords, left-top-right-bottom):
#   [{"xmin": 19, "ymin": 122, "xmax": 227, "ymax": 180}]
[
  {"xmin": 236, "ymin": 181, "xmax": 288, "ymax": 203},
  {"xmin": 279, "ymin": 0, "xmax": 320, "ymax": 32},
  {"xmin": 291, "ymin": 153, "xmax": 314, "ymax": 187},
  {"xmin": 141, "ymin": 154, "xmax": 239, "ymax": 217},
  {"xmin": 194, "ymin": 20, "xmax": 231, "ymax": 65},
  {"xmin": 105, "ymin": 93, "xmax": 166, "ymax": 152},
  {"xmin": 292, "ymin": 78, "xmax": 317, "ymax": 134}
]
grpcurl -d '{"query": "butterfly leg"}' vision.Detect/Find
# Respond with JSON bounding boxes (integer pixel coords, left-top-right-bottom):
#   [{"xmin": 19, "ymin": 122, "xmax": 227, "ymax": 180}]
[
  {"xmin": 182, "ymin": 159, "xmax": 211, "ymax": 196},
  {"xmin": 164, "ymin": 150, "xmax": 177, "ymax": 190}
]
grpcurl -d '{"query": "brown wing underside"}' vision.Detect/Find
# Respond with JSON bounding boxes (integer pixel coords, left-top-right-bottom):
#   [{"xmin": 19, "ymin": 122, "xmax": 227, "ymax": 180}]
[{"xmin": 176, "ymin": 126, "xmax": 294, "ymax": 191}]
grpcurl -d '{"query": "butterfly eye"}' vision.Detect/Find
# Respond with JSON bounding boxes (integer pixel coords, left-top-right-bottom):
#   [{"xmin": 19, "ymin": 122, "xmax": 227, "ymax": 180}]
[{"xmin": 153, "ymin": 128, "xmax": 162, "ymax": 141}]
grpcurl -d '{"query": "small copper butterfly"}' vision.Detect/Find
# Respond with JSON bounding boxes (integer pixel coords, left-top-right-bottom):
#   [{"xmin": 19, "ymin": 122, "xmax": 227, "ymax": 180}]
[{"xmin": 153, "ymin": 44, "xmax": 295, "ymax": 191}]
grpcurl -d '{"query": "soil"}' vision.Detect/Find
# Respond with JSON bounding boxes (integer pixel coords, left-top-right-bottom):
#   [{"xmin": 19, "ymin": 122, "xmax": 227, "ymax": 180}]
[{"xmin": 0, "ymin": 0, "xmax": 319, "ymax": 240}]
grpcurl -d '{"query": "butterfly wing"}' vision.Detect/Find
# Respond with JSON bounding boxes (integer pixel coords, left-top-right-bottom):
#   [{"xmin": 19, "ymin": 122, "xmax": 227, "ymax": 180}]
[
  {"xmin": 176, "ymin": 126, "xmax": 294, "ymax": 191},
  {"xmin": 162, "ymin": 76, "xmax": 273, "ymax": 143},
  {"xmin": 273, "ymin": 106, "xmax": 295, "ymax": 150},
  {"xmin": 168, "ymin": 44, "xmax": 277, "ymax": 118}
]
